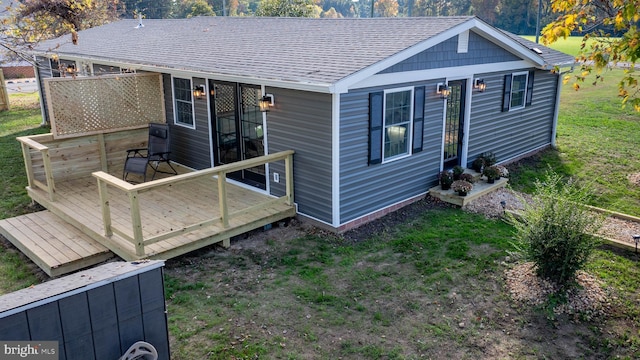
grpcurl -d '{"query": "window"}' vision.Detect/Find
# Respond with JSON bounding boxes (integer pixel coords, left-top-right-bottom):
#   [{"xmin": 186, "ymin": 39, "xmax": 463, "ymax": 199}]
[
  {"xmin": 173, "ymin": 77, "xmax": 194, "ymax": 128},
  {"xmin": 502, "ymin": 70, "xmax": 535, "ymax": 112},
  {"xmin": 368, "ymin": 87, "xmax": 424, "ymax": 165},
  {"xmin": 510, "ymin": 72, "xmax": 528, "ymax": 109},
  {"xmin": 383, "ymin": 88, "xmax": 413, "ymax": 161}
]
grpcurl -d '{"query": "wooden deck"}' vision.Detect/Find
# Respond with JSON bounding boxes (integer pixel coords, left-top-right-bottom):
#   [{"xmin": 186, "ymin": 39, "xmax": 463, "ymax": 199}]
[
  {"xmin": 5, "ymin": 129, "xmax": 296, "ymax": 275},
  {"xmin": 26, "ymin": 173, "xmax": 295, "ymax": 261},
  {"xmin": 0, "ymin": 211, "xmax": 113, "ymax": 277}
]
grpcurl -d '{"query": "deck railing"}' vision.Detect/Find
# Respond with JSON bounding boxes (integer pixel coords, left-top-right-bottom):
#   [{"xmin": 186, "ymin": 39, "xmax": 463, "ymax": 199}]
[{"xmin": 92, "ymin": 150, "xmax": 294, "ymax": 256}]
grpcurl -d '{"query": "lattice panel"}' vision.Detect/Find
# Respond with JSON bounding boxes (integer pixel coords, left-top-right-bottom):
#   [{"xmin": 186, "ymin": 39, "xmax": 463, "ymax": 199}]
[{"xmin": 44, "ymin": 73, "xmax": 165, "ymax": 139}]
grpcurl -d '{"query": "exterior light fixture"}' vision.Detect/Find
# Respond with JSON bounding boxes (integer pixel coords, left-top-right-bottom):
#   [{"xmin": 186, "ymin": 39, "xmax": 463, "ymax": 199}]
[
  {"xmin": 437, "ymin": 83, "xmax": 450, "ymax": 99},
  {"xmin": 500, "ymin": 200, "xmax": 506, "ymax": 215},
  {"xmin": 66, "ymin": 64, "xmax": 77, "ymax": 74},
  {"xmin": 259, "ymin": 94, "xmax": 274, "ymax": 112},
  {"xmin": 633, "ymin": 234, "xmax": 640, "ymax": 253},
  {"xmin": 193, "ymin": 84, "xmax": 206, "ymax": 100},
  {"xmin": 474, "ymin": 78, "xmax": 486, "ymax": 92}
]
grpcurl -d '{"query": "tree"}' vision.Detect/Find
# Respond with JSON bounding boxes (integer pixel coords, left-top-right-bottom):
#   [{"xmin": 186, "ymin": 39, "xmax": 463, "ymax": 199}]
[
  {"xmin": 174, "ymin": 0, "xmax": 216, "ymax": 18},
  {"xmin": 374, "ymin": 0, "xmax": 399, "ymax": 17},
  {"xmin": 4, "ymin": 0, "xmax": 121, "ymax": 49},
  {"xmin": 255, "ymin": 0, "xmax": 316, "ymax": 17},
  {"xmin": 121, "ymin": 0, "xmax": 174, "ymax": 18},
  {"xmin": 542, "ymin": 0, "xmax": 640, "ymax": 111}
]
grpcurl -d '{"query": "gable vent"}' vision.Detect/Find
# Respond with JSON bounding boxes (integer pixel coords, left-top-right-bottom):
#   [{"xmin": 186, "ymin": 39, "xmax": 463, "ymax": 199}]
[{"xmin": 457, "ymin": 30, "xmax": 469, "ymax": 53}]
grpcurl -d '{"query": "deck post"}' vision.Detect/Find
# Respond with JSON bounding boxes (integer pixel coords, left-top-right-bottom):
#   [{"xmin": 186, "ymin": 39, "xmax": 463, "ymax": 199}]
[
  {"xmin": 218, "ymin": 172, "xmax": 229, "ymax": 228},
  {"xmin": 128, "ymin": 190, "xmax": 145, "ymax": 256},
  {"xmin": 285, "ymin": 153, "xmax": 294, "ymax": 206},
  {"xmin": 96, "ymin": 178, "xmax": 113, "ymax": 237},
  {"xmin": 42, "ymin": 148, "xmax": 56, "ymax": 202}
]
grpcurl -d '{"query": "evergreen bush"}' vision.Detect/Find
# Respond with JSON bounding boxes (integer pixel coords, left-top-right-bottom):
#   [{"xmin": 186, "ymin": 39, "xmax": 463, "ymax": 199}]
[{"xmin": 509, "ymin": 170, "xmax": 603, "ymax": 289}]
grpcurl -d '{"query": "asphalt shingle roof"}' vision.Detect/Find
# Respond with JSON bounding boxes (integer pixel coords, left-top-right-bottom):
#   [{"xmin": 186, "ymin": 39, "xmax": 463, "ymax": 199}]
[{"xmin": 34, "ymin": 17, "xmax": 574, "ymax": 87}]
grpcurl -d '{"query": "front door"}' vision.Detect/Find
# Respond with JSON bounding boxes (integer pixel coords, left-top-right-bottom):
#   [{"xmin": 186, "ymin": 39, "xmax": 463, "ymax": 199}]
[
  {"xmin": 210, "ymin": 81, "xmax": 266, "ymax": 189},
  {"xmin": 442, "ymin": 80, "xmax": 466, "ymax": 169}
]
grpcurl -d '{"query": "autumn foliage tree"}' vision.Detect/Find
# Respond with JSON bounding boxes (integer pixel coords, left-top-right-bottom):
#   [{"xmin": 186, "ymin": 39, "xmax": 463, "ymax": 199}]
[
  {"xmin": 542, "ymin": 0, "xmax": 640, "ymax": 110},
  {"xmin": 3, "ymin": 0, "xmax": 121, "ymax": 52}
]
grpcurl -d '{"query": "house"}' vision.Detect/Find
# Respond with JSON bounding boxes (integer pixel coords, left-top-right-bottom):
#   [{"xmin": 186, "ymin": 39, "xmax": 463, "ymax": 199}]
[{"xmin": 30, "ymin": 16, "xmax": 574, "ymax": 234}]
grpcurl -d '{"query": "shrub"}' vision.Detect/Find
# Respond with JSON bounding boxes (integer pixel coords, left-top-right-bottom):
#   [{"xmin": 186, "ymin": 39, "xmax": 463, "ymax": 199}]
[
  {"xmin": 471, "ymin": 152, "xmax": 497, "ymax": 172},
  {"xmin": 509, "ymin": 170, "xmax": 603, "ymax": 289}
]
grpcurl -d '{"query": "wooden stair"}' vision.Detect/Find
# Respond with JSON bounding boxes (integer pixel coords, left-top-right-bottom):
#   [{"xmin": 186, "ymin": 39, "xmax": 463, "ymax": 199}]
[
  {"xmin": 429, "ymin": 176, "xmax": 509, "ymax": 207},
  {"xmin": 0, "ymin": 211, "xmax": 114, "ymax": 277}
]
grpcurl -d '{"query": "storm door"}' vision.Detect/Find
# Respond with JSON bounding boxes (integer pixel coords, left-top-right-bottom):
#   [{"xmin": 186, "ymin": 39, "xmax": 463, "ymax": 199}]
[
  {"xmin": 442, "ymin": 80, "xmax": 466, "ymax": 169},
  {"xmin": 210, "ymin": 80, "xmax": 266, "ymax": 189}
]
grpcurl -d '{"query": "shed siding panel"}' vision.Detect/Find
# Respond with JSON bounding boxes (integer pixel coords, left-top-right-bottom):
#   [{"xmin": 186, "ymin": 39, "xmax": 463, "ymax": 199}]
[
  {"xmin": 88, "ymin": 285, "xmax": 122, "ymax": 360},
  {"xmin": 266, "ymin": 87, "xmax": 333, "ymax": 223},
  {"xmin": 379, "ymin": 31, "xmax": 520, "ymax": 74},
  {"xmin": 339, "ymin": 80, "xmax": 445, "ymax": 223},
  {"xmin": 35, "ymin": 56, "xmax": 53, "ymax": 124},
  {"xmin": 59, "ymin": 293, "xmax": 95, "ymax": 359},
  {"xmin": 467, "ymin": 69, "xmax": 557, "ymax": 165},
  {"xmin": 168, "ymin": 77, "xmax": 212, "ymax": 170}
]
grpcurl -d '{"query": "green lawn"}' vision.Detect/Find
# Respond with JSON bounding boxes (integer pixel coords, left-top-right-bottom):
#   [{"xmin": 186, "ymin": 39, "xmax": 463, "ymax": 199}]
[
  {"xmin": 507, "ymin": 68, "xmax": 640, "ymax": 216},
  {"xmin": 521, "ymin": 35, "xmax": 596, "ymax": 57}
]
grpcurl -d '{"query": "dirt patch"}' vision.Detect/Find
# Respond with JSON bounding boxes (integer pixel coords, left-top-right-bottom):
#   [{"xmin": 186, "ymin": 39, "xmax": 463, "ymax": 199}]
[{"xmin": 628, "ymin": 172, "xmax": 640, "ymax": 187}]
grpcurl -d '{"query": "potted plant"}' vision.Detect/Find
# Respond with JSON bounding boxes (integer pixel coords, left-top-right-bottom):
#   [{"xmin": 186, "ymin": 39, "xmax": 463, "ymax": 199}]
[
  {"xmin": 459, "ymin": 173, "xmax": 475, "ymax": 183},
  {"xmin": 471, "ymin": 157, "xmax": 485, "ymax": 173},
  {"xmin": 495, "ymin": 164, "xmax": 509, "ymax": 178},
  {"xmin": 439, "ymin": 170, "xmax": 454, "ymax": 190},
  {"xmin": 452, "ymin": 180, "xmax": 473, "ymax": 196},
  {"xmin": 483, "ymin": 165, "xmax": 501, "ymax": 184},
  {"xmin": 452, "ymin": 165, "xmax": 465, "ymax": 180}
]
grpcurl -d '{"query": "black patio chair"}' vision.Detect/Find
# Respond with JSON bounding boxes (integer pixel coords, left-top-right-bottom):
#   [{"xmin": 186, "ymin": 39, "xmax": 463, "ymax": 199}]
[{"xmin": 123, "ymin": 123, "xmax": 178, "ymax": 182}]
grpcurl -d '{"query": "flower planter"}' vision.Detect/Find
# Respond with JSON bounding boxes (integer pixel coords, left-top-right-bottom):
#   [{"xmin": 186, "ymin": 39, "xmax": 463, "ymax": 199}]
[
  {"xmin": 441, "ymin": 184, "xmax": 451, "ymax": 190},
  {"xmin": 487, "ymin": 178, "xmax": 495, "ymax": 184},
  {"xmin": 458, "ymin": 191, "xmax": 467, "ymax": 196}
]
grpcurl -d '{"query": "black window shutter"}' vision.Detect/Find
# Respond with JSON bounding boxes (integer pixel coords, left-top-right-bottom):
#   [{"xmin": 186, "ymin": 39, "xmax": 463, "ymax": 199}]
[
  {"xmin": 368, "ymin": 92, "xmax": 384, "ymax": 165},
  {"xmin": 502, "ymin": 74, "xmax": 512, "ymax": 112},
  {"xmin": 412, "ymin": 86, "xmax": 425, "ymax": 153},
  {"xmin": 525, "ymin": 70, "xmax": 535, "ymax": 106}
]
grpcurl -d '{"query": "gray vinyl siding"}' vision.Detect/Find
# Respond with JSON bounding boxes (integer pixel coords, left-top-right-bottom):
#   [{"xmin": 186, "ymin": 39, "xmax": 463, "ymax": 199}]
[
  {"xmin": 166, "ymin": 76, "xmax": 212, "ymax": 170},
  {"xmin": 339, "ymin": 81, "xmax": 444, "ymax": 224},
  {"xmin": 467, "ymin": 69, "xmax": 558, "ymax": 165},
  {"xmin": 0, "ymin": 262, "xmax": 169, "ymax": 360},
  {"xmin": 379, "ymin": 31, "xmax": 520, "ymax": 74},
  {"xmin": 266, "ymin": 87, "xmax": 333, "ymax": 223}
]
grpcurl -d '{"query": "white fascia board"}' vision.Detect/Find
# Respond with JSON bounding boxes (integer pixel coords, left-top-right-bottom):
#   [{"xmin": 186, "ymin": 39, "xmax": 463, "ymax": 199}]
[
  {"xmin": 331, "ymin": 18, "xmax": 546, "ymax": 94},
  {"xmin": 349, "ymin": 60, "xmax": 531, "ymax": 90},
  {"xmin": 32, "ymin": 53, "xmax": 334, "ymax": 94}
]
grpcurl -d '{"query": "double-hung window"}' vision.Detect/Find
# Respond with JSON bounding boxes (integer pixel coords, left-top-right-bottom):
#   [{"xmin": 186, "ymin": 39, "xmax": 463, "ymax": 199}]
[
  {"xmin": 173, "ymin": 77, "xmax": 195, "ymax": 128},
  {"xmin": 502, "ymin": 70, "xmax": 535, "ymax": 112},
  {"xmin": 383, "ymin": 88, "xmax": 413, "ymax": 162},
  {"xmin": 368, "ymin": 86, "xmax": 425, "ymax": 165}
]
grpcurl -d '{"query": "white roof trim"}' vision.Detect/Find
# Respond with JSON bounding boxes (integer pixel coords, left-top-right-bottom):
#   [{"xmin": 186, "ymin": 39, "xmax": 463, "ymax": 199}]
[{"xmin": 331, "ymin": 18, "xmax": 545, "ymax": 94}]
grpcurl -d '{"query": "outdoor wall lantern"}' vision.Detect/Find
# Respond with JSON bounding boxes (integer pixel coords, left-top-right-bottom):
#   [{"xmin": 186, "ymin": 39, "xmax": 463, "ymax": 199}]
[
  {"xmin": 633, "ymin": 234, "xmax": 640, "ymax": 253},
  {"xmin": 437, "ymin": 83, "xmax": 450, "ymax": 99},
  {"xmin": 193, "ymin": 85, "xmax": 206, "ymax": 100},
  {"xmin": 474, "ymin": 78, "xmax": 487, "ymax": 92},
  {"xmin": 66, "ymin": 64, "xmax": 77, "ymax": 74},
  {"xmin": 259, "ymin": 94, "xmax": 275, "ymax": 112}
]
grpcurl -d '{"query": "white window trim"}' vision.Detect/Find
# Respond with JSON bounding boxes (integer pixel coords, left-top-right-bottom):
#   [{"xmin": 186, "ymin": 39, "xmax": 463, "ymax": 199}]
[
  {"xmin": 381, "ymin": 86, "xmax": 414, "ymax": 164},
  {"xmin": 172, "ymin": 76, "xmax": 196, "ymax": 129},
  {"xmin": 509, "ymin": 71, "xmax": 529, "ymax": 111}
]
